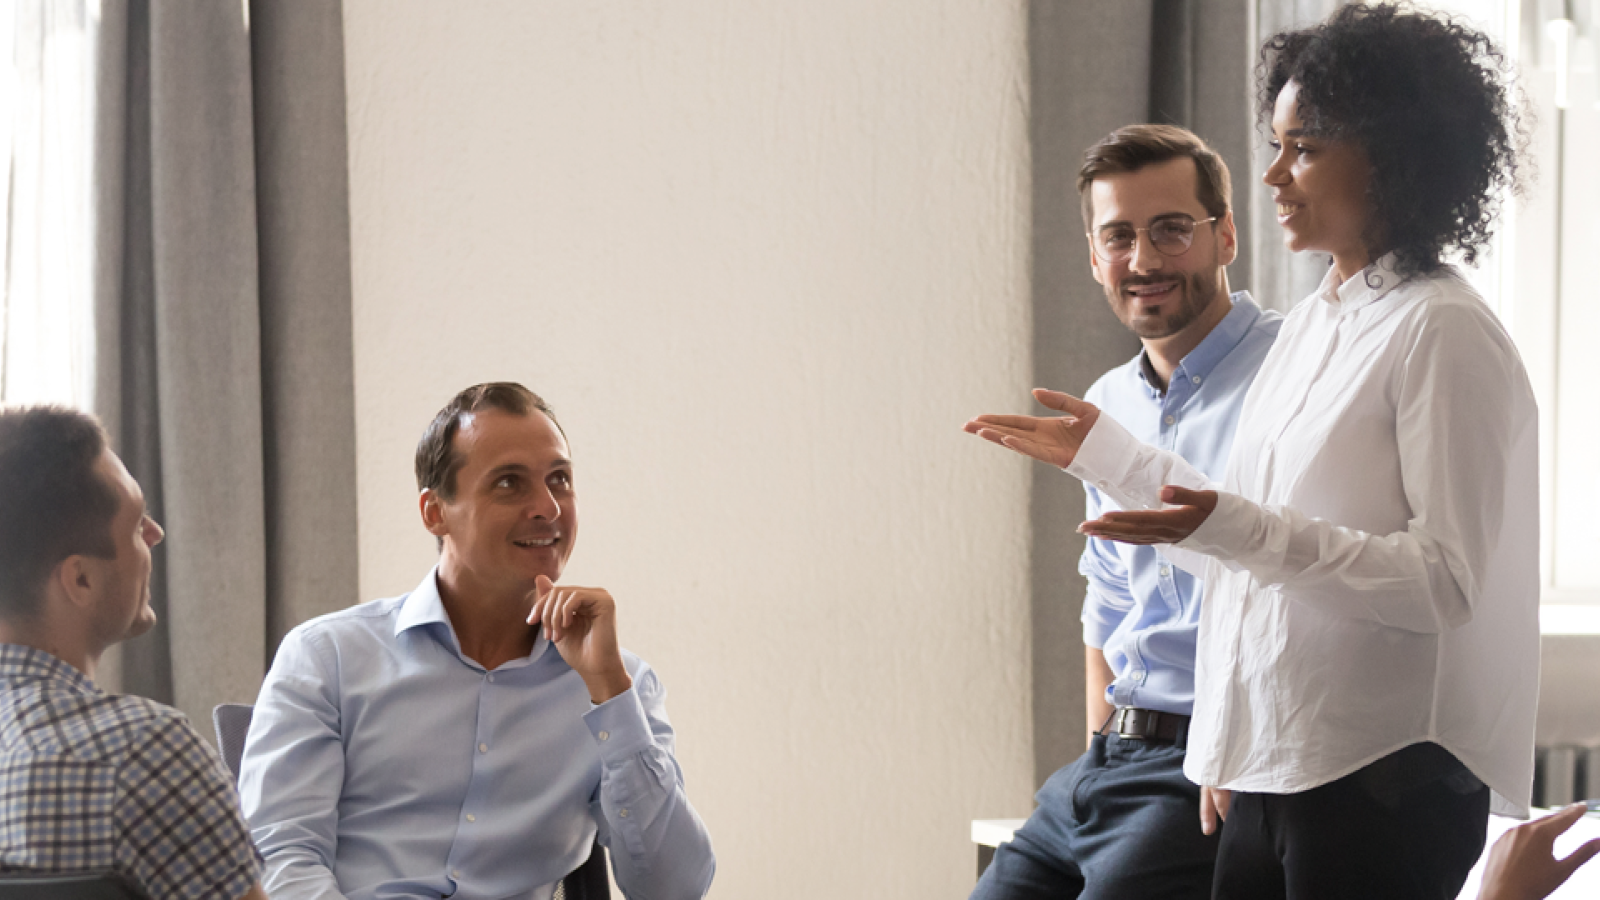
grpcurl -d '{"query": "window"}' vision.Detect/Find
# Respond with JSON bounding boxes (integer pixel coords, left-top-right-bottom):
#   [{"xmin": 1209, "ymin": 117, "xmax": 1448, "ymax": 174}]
[
  {"xmin": 1421, "ymin": 0, "xmax": 1600, "ymax": 625},
  {"xmin": 0, "ymin": 0, "xmax": 99, "ymax": 408}
]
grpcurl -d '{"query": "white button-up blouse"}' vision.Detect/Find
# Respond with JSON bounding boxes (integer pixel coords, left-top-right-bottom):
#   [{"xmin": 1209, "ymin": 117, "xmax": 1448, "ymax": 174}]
[{"xmin": 1068, "ymin": 255, "xmax": 1540, "ymax": 816}]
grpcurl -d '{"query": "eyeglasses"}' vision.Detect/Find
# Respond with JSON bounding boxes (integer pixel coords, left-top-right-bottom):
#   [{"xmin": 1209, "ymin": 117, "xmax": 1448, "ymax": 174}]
[{"xmin": 1087, "ymin": 215, "xmax": 1219, "ymax": 264}]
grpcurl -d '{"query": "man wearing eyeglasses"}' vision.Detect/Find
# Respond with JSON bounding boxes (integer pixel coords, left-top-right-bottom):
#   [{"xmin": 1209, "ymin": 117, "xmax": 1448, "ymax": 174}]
[{"xmin": 967, "ymin": 124, "xmax": 1281, "ymax": 899}]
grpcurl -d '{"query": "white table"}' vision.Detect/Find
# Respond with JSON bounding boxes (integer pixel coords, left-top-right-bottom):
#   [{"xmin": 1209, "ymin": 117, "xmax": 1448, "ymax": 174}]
[
  {"xmin": 973, "ymin": 812, "xmax": 1600, "ymax": 897},
  {"xmin": 970, "ymin": 819, "xmax": 1026, "ymax": 879}
]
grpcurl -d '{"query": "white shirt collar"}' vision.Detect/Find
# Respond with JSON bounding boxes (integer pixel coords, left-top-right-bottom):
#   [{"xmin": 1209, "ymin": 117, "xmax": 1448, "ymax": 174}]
[{"xmin": 1315, "ymin": 252, "xmax": 1406, "ymax": 316}]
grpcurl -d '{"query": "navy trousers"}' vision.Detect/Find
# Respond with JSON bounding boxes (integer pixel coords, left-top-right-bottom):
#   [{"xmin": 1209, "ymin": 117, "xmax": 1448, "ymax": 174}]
[{"xmin": 970, "ymin": 734, "xmax": 1220, "ymax": 900}]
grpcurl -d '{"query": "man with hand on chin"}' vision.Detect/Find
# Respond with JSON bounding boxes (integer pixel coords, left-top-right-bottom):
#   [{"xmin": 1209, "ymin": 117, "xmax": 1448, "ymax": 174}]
[
  {"xmin": 966, "ymin": 125, "xmax": 1279, "ymax": 900},
  {"xmin": 240, "ymin": 382, "xmax": 713, "ymax": 900}
]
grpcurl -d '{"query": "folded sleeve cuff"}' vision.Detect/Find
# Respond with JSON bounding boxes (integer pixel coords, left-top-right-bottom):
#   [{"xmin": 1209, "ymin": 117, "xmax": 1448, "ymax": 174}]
[
  {"xmin": 584, "ymin": 687, "xmax": 654, "ymax": 761},
  {"xmin": 1080, "ymin": 587, "xmax": 1129, "ymax": 649},
  {"xmin": 1179, "ymin": 490, "xmax": 1255, "ymax": 561},
  {"xmin": 1081, "ymin": 616, "xmax": 1116, "ymax": 650},
  {"xmin": 1065, "ymin": 412, "xmax": 1141, "ymax": 491}
]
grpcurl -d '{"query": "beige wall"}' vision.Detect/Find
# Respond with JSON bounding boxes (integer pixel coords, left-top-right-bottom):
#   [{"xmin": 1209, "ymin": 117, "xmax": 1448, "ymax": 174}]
[{"xmin": 343, "ymin": 2, "xmax": 1036, "ymax": 896}]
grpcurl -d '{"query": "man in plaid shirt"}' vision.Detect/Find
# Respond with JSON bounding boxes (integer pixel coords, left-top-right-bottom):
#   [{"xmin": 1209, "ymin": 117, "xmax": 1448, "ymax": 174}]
[{"xmin": 0, "ymin": 406, "xmax": 265, "ymax": 900}]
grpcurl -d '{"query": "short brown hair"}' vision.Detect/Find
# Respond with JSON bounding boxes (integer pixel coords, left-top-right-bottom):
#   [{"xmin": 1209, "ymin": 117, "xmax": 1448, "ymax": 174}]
[
  {"xmin": 1076, "ymin": 124, "xmax": 1232, "ymax": 228},
  {"xmin": 414, "ymin": 382, "xmax": 563, "ymax": 501},
  {"xmin": 0, "ymin": 406, "xmax": 119, "ymax": 619}
]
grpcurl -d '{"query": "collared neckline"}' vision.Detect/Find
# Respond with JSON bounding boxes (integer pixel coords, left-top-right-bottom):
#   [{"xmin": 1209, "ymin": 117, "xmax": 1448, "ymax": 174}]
[
  {"xmin": 394, "ymin": 566, "xmax": 552, "ymax": 671},
  {"xmin": 394, "ymin": 567, "xmax": 453, "ymax": 637},
  {"xmin": 1137, "ymin": 291, "xmax": 1264, "ymax": 395},
  {"xmin": 1317, "ymin": 253, "xmax": 1405, "ymax": 316},
  {"xmin": 1175, "ymin": 291, "xmax": 1265, "ymax": 384},
  {"xmin": 1137, "ymin": 351, "xmax": 1163, "ymax": 395},
  {"xmin": 0, "ymin": 643, "xmax": 99, "ymax": 696}
]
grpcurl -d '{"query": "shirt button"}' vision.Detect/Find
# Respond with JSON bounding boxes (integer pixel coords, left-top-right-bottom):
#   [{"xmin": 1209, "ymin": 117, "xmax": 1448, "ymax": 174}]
[
  {"xmin": 1097, "ymin": 480, "xmax": 1109, "ymax": 489},
  {"xmin": 1164, "ymin": 415, "xmax": 1175, "ymax": 425},
  {"xmin": 487, "ymin": 674, "xmax": 495, "ymax": 683},
  {"xmin": 619, "ymin": 808, "xmax": 629, "ymax": 818},
  {"xmin": 466, "ymin": 814, "xmax": 476, "ymax": 822},
  {"xmin": 451, "ymin": 870, "xmax": 460, "ymax": 879},
  {"xmin": 598, "ymin": 730, "xmax": 610, "ymax": 742},
  {"xmin": 478, "ymin": 743, "xmax": 488, "ymax": 754},
  {"xmin": 1191, "ymin": 375, "xmax": 1201, "ymax": 385},
  {"xmin": 1160, "ymin": 565, "xmax": 1171, "ymax": 578}
]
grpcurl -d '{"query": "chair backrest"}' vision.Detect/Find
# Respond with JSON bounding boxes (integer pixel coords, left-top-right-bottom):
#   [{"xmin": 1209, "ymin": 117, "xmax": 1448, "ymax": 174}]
[
  {"xmin": 551, "ymin": 842, "xmax": 609, "ymax": 900},
  {"xmin": 0, "ymin": 871, "xmax": 149, "ymax": 900},
  {"xmin": 209, "ymin": 704, "xmax": 609, "ymax": 899},
  {"xmin": 211, "ymin": 703, "xmax": 254, "ymax": 783}
]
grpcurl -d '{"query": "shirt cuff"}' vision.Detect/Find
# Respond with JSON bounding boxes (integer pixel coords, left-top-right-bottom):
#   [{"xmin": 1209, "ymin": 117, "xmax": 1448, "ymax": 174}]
[
  {"xmin": 1065, "ymin": 412, "xmax": 1140, "ymax": 496},
  {"xmin": 1080, "ymin": 588, "xmax": 1126, "ymax": 649},
  {"xmin": 1081, "ymin": 620, "xmax": 1114, "ymax": 649},
  {"xmin": 584, "ymin": 686, "xmax": 654, "ymax": 761},
  {"xmin": 1178, "ymin": 489, "xmax": 1255, "ymax": 561}
]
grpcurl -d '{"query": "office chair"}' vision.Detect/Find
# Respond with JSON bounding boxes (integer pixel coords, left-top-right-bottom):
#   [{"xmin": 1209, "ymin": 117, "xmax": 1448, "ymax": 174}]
[{"xmin": 212, "ymin": 704, "xmax": 609, "ymax": 899}]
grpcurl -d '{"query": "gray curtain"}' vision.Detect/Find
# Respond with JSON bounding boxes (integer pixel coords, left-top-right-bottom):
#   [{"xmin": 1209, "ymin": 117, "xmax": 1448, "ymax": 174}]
[
  {"xmin": 1246, "ymin": 0, "xmax": 1345, "ymax": 313},
  {"xmin": 89, "ymin": 0, "xmax": 358, "ymax": 738},
  {"xmin": 1149, "ymin": 0, "xmax": 1256, "ymax": 299},
  {"xmin": 1027, "ymin": 0, "xmax": 1150, "ymax": 785},
  {"xmin": 1149, "ymin": 0, "xmax": 1348, "ymax": 317}
]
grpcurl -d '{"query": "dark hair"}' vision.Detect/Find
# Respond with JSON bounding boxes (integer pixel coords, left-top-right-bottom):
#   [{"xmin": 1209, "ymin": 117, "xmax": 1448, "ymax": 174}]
[
  {"xmin": 1077, "ymin": 123, "xmax": 1233, "ymax": 228},
  {"xmin": 1259, "ymin": 2, "xmax": 1526, "ymax": 277},
  {"xmin": 415, "ymin": 382, "xmax": 563, "ymax": 500},
  {"xmin": 0, "ymin": 407, "xmax": 119, "ymax": 619}
]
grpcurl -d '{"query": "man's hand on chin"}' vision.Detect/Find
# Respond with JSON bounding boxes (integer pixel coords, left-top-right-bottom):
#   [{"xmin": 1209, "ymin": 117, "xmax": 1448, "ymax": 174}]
[{"xmin": 528, "ymin": 574, "xmax": 633, "ymax": 704}]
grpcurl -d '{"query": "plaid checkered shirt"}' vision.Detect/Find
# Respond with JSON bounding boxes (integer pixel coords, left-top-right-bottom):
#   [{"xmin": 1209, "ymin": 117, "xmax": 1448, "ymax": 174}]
[{"xmin": 0, "ymin": 643, "xmax": 261, "ymax": 900}]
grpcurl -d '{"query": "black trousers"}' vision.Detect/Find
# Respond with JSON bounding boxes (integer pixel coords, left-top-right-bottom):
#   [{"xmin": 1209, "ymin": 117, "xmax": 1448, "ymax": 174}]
[{"xmin": 1212, "ymin": 742, "xmax": 1491, "ymax": 900}]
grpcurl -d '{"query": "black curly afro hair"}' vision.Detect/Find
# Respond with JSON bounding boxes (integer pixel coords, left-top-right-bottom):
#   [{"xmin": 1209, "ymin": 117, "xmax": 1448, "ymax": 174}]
[{"xmin": 1258, "ymin": 2, "xmax": 1527, "ymax": 277}]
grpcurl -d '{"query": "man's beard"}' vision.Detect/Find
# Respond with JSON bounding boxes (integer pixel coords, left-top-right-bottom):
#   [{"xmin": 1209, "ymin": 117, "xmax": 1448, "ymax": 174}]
[{"xmin": 1111, "ymin": 267, "xmax": 1222, "ymax": 340}]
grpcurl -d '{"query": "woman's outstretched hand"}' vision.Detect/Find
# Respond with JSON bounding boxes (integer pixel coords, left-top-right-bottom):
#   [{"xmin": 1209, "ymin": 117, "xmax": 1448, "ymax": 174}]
[
  {"xmin": 1079, "ymin": 485, "xmax": 1217, "ymax": 545},
  {"xmin": 963, "ymin": 388, "xmax": 1101, "ymax": 469}
]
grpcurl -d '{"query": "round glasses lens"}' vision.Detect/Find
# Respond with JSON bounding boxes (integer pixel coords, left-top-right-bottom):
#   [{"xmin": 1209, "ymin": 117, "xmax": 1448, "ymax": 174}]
[
  {"xmin": 1092, "ymin": 217, "xmax": 1210, "ymax": 262},
  {"xmin": 1098, "ymin": 233, "xmax": 1134, "ymax": 260},
  {"xmin": 1150, "ymin": 220, "xmax": 1195, "ymax": 253}
]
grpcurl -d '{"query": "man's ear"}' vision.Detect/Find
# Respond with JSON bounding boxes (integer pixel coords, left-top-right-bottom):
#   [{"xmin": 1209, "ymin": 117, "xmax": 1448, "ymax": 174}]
[
  {"xmin": 51, "ymin": 555, "xmax": 99, "ymax": 614},
  {"xmin": 1084, "ymin": 195, "xmax": 1108, "ymax": 286},
  {"xmin": 1215, "ymin": 210, "xmax": 1239, "ymax": 267},
  {"xmin": 419, "ymin": 489, "xmax": 448, "ymax": 537}
]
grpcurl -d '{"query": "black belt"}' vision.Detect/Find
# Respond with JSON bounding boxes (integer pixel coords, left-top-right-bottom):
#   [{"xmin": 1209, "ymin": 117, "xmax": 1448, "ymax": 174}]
[{"xmin": 1102, "ymin": 706, "xmax": 1190, "ymax": 744}]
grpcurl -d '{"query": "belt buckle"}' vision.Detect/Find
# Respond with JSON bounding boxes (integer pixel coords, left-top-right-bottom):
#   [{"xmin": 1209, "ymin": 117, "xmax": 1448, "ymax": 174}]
[{"xmin": 1115, "ymin": 707, "xmax": 1150, "ymax": 741}]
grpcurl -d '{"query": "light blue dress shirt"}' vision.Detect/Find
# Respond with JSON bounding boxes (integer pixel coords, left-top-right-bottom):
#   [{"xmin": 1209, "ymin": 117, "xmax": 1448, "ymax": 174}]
[
  {"xmin": 238, "ymin": 568, "xmax": 714, "ymax": 900},
  {"xmin": 1079, "ymin": 292, "xmax": 1281, "ymax": 717}
]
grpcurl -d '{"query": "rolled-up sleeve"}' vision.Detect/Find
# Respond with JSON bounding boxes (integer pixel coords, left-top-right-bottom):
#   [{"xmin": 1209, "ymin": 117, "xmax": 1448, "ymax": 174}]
[{"xmin": 1079, "ymin": 484, "xmax": 1135, "ymax": 649}]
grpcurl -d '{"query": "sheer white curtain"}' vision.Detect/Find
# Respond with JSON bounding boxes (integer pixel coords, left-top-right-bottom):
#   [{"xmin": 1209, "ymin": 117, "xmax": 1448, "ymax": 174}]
[
  {"xmin": 0, "ymin": 0, "xmax": 99, "ymax": 408},
  {"xmin": 0, "ymin": 0, "xmax": 360, "ymax": 734}
]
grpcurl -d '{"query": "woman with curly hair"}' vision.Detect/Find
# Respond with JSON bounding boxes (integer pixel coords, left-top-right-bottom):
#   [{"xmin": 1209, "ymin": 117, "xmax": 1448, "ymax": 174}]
[{"xmin": 967, "ymin": 4, "xmax": 1538, "ymax": 897}]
